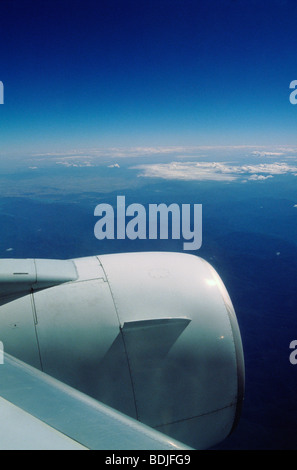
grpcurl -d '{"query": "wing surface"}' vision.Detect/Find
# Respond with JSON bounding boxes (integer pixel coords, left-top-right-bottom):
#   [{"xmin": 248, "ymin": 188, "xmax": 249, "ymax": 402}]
[{"xmin": 0, "ymin": 353, "xmax": 191, "ymax": 450}]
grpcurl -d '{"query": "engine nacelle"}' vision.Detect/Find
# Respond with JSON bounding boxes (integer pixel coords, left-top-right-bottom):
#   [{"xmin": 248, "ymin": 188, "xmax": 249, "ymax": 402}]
[{"xmin": 0, "ymin": 252, "xmax": 244, "ymax": 449}]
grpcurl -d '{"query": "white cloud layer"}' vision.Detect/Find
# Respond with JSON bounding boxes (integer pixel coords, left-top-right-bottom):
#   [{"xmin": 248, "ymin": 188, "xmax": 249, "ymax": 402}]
[
  {"xmin": 248, "ymin": 174, "xmax": 273, "ymax": 181},
  {"xmin": 251, "ymin": 151, "xmax": 285, "ymax": 157},
  {"xmin": 131, "ymin": 161, "xmax": 297, "ymax": 182},
  {"xmin": 108, "ymin": 163, "xmax": 120, "ymax": 168}
]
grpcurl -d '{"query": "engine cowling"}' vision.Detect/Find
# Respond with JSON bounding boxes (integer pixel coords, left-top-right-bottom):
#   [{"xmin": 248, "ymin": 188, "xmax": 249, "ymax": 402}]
[{"xmin": 0, "ymin": 252, "xmax": 244, "ymax": 449}]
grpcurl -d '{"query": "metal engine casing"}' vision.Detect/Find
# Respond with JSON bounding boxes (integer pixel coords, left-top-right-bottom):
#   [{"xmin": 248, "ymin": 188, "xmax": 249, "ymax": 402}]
[{"xmin": 0, "ymin": 252, "xmax": 244, "ymax": 449}]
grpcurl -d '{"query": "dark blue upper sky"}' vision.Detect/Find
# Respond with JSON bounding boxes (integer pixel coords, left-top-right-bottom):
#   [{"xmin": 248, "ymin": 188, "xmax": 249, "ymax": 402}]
[{"xmin": 1, "ymin": 0, "xmax": 297, "ymax": 154}]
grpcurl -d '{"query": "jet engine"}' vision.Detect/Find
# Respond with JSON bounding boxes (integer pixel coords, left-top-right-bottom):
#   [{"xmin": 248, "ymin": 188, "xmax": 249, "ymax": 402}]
[{"xmin": 0, "ymin": 252, "xmax": 244, "ymax": 449}]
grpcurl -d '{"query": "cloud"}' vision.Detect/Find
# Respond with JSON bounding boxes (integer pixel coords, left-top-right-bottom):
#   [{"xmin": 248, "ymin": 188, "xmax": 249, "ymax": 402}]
[
  {"xmin": 241, "ymin": 163, "xmax": 297, "ymax": 174},
  {"xmin": 251, "ymin": 151, "xmax": 284, "ymax": 157},
  {"xmin": 131, "ymin": 162, "xmax": 238, "ymax": 181},
  {"xmin": 30, "ymin": 145, "xmax": 263, "ymax": 161},
  {"xmin": 108, "ymin": 163, "xmax": 120, "ymax": 168},
  {"xmin": 131, "ymin": 161, "xmax": 297, "ymax": 182},
  {"xmin": 56, "ymin": 159, "xmax": 94, "ymax": 167},
  {"xmin": 248, "ymin": 174, "xmax": 273, "ymax": 180}
]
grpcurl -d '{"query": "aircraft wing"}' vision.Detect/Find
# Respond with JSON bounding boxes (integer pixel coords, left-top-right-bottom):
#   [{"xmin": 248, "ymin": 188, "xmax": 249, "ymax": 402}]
[{"xmin": 0, "ymin": 353, "xmax": 191, "ymax": 450}]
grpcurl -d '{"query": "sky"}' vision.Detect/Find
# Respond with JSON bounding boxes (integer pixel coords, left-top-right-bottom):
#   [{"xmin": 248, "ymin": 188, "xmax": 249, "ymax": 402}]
[{"xmin": 1, "ymin": 0, "xmax": 297, "ymax": 155}]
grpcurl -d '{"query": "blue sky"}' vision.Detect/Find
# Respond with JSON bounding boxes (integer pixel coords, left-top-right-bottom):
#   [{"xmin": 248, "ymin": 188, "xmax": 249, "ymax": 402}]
[{"xmin": 1, "ymin": 0, "xmax": 297, "ymax": 154}]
